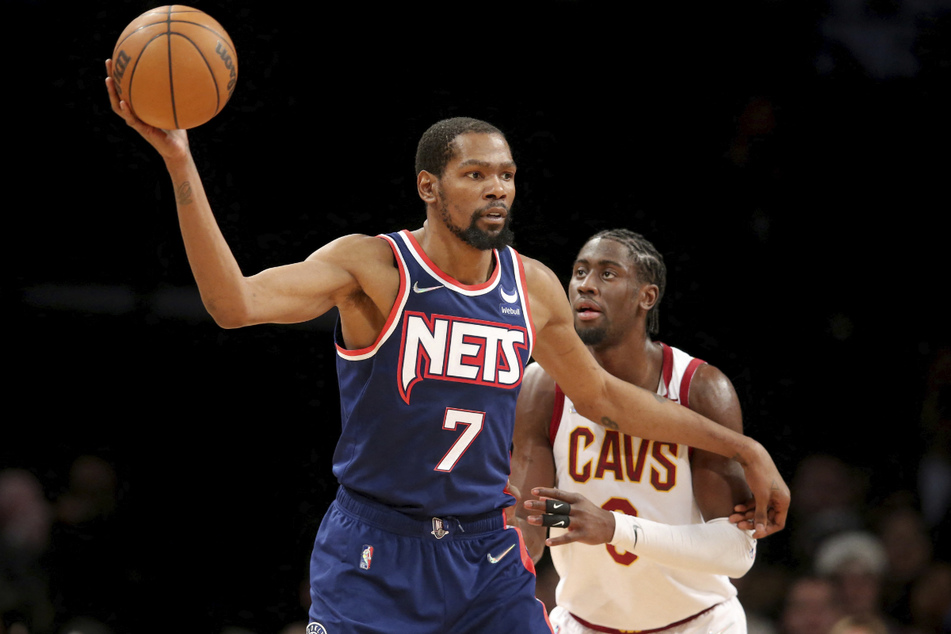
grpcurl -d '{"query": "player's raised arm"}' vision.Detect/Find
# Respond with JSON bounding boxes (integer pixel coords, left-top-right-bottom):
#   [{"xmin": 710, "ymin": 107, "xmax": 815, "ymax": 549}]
[
  {"xmin": 521, "ymin": 256, "xmax": 789, "ymax": 538},
  {"xmin": 106, "ymin": 61, "xmax": 399, "ymax": 332}
]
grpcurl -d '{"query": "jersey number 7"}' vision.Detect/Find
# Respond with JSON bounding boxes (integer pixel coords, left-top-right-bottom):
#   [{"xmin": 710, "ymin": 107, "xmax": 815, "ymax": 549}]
[{"xmin": 435, "ymin": 408, "xmax": 485, "ymax": 472}]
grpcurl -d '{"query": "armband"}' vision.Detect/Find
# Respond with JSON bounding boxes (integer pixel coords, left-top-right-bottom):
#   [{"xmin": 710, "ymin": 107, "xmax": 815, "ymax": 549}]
[{"xmin": 609, "ymin": 513, "xmax": 757, "ymax": 578}]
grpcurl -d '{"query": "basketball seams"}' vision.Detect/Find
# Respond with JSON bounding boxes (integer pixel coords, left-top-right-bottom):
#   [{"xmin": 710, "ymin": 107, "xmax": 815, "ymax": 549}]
[
  {"xmin": 114, "ymin": 19, "xmax": 234, "ymax": 54},
  {"xmin": 112, "ymin": 5, "xmax": 236, "ymax": 130},
  {"xmin": 168, "ymin": 33, "xmax": 224, "ymax": 118}
]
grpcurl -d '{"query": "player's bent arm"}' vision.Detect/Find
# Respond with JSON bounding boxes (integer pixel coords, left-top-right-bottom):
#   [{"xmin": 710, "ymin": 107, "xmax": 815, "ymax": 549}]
[
  {"xmin": 107, "ymin": 68, "xmax": 389, "ymax": 331},
  {"xmin": 511, "ymin": 362, "xmax": 557, "ymax": 563},
  {"xmin": 688, "ymin": 364, "xmax": 754, "ymax": 522},
  {"xmin": 521, "ymin": 257, "xmax": 789, "ymax": 537},
  {"xmin": 164, "ymin": 153, "xmax": 372, "ymax": 328}
]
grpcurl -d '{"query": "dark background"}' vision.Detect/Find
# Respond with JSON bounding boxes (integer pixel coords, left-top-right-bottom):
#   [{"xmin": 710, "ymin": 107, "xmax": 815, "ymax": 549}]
[{"xmin": 6, "ymin": 0, "xmax": 950, "ymax": 632}]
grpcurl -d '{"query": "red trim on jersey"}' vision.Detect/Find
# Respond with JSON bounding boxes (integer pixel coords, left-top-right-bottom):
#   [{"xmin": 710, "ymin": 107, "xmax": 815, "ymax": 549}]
[
  {"xmin": 550, "ymin": 384, "xmax": 566, "ymax": 446},
  {"xmin": 660, "ymin": 342, "xmax": 674, "ymax": 390},
  {"xmin": 401, "ymin": 229, "xmax": 501, "ymax": 291},
  {"xmin": 335, "ymin": 234, "xmax": 408, "ymax": 357},
  {"xmin": 680, "ymin": 357, "xmax": 705, "ymax": 409},
  {"xmin": 570, "ymin": 602, "xmax": 719, "ymax": 633},
  {"xmin": 512, "ymin": 247, "xmax": 536, "ymax": 350}
]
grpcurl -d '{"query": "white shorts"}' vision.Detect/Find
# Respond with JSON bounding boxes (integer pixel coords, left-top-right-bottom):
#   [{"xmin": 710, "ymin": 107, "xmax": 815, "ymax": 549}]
[{"xmin": 549, "ymin": 597, "xmax": 747, "ymax": 634}]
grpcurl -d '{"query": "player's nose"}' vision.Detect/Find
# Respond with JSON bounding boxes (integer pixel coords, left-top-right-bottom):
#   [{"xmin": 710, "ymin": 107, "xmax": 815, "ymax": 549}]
[{"xmin": 484, "ymin": 175, "xmax": 510, "ymax": 199}]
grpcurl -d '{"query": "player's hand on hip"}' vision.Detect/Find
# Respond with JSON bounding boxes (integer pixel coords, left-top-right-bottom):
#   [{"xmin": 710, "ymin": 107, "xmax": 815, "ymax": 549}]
[
  {"xmin": 740, "ymin": 441, "xmax": 790, "ymax": 539},
  {"xmin": 503, "ymin": 479, "xmax": 521, "ymax": 527},
  {"xmin": 525, "ymin": 487, "xmax": 616, "ymax": 547},
  {"xmin": 104, "ymin": 59, "xmax": 190, "ymax": 163}
]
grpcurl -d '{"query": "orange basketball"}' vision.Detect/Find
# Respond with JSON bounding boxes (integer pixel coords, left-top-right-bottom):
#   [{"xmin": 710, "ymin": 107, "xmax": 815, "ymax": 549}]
[{"xmin": 111, "ymin": 5, "xmax": 238, "ymax": 130}]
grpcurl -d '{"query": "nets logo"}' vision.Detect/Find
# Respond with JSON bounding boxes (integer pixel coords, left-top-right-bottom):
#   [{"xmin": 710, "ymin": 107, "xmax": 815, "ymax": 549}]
[
  {"xmin": 398, "ymin": 312, "xmax": 528, "ymax": 404},
  {"xmin": 307, "ymin": 624, "xmax": 328, "ymax": 634}
]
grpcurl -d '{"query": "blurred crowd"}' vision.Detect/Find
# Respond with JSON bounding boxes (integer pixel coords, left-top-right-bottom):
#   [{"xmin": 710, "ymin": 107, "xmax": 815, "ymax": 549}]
[
  {"xmin": 3, "ymin": 347, "xmax": 949, "ymax": 634},
  {"xmin": 735, "ymin": 347, "xmax": 951, "ymax": 634}
]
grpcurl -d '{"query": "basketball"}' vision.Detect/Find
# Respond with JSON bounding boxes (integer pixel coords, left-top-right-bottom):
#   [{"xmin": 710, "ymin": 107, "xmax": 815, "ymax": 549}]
[{"xmin": 110, "ymin": 5, "xmax": 237, "ymax": 130}]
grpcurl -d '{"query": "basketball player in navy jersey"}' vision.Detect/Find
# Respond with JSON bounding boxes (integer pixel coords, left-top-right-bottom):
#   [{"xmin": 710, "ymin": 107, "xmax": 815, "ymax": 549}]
[
  {"xmin": 512, "ymin": 230, "xmax": 759, "ymax": 633},
  {"xmin": 105, "ymin": 64, "xmax": 787, "ymax": 633}
]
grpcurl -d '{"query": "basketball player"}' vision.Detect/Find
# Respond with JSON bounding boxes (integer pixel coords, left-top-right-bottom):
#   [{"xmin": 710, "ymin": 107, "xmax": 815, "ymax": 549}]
[
  {"xmin": 512, "ymin": 229, "xmax": 759, "ymax": 633},
  {"xmin": 105, "ymin": 66, "xmax": 787, "ymax": 633}
]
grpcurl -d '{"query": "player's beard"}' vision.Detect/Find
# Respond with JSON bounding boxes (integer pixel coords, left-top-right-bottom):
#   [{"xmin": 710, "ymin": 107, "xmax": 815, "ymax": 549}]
[
  {"xmin": 576, "ymin": 324, "xmax": 608, "ymax": 346},
  {"xmin": 440, "ymin": 200, "xmax": 515, "ymax": 251}
]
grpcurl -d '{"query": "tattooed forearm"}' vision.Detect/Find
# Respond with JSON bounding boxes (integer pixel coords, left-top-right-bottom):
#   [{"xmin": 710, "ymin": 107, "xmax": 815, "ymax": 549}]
[
  {"xmin": 176, "ymin": 181, "xmax": 194, "ymax": 206},
  {"xmin": 600, "ymin": 417, "xmax": 619, "ymax": 430}
]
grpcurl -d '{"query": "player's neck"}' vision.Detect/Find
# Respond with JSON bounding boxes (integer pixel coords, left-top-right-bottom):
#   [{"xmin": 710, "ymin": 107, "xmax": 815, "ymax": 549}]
[
  {"xmin": 591, "ymin": 336, "xmax": 662, "ymax": 392},
  {"xmin": 412, "ymin": 225, "xmax": 496, "ymax": 285}
]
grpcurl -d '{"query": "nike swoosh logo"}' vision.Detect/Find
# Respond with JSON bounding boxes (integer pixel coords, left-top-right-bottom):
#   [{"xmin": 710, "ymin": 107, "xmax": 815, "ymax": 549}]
[
  {"xmin": 413, "ymin": 281, "xmax": 443, "ymax": 293},
  {"xmin": 500, "ymin": 287, "xmax": 518, "ymax": 303},
  {"xmin": 487, "ymin": 543, "xmax": 516, "ymax": 564},
  {"xmin": 551, "ymin": 519, "xmax": 567, "ymax": 527},
  {"xmin": 551, "ymin": 502, "xmax": 565, "ymax": 511}
]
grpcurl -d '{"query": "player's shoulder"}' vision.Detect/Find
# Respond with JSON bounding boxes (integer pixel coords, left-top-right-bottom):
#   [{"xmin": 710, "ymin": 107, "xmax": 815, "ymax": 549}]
[
  {"xmin": 517, "ymin": 254, "xmax": 560, "ymax": 288},
  {"xmin": 661, "ymin": 342, "xmax": 737, "ymax": 407},
  {"xmin": 306, "ymin": 233, "xmax": 394, "ymax": 266}
]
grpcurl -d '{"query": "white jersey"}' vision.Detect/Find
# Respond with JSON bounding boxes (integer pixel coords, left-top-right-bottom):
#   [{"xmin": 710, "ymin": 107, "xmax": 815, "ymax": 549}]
[{"xmin": 549, "ymin": 343, "xmax": 739, "ymax": 631}]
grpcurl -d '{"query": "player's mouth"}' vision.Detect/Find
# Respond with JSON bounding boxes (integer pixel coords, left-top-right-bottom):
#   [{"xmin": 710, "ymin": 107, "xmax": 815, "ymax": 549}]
[
  {"xmin": 574, "ymin": 299, "xmax": 603, "ymax": 321},
  {"xmin": 478, "ymin": 204, "xmax": 508, "ymax": 226}
]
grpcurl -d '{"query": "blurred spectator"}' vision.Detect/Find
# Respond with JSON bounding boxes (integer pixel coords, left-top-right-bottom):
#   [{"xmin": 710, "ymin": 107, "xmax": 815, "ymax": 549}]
[
  {"xmin": 0, "ymin": 468, "xmax": 54, "ymax": 633},
  {"xmin": 780, "ymin": 575, "xmax": 846, "ymax": 634},
  {"xmin": 815, "ymin": 531, "xmax": 909, "ymax": 633},
  {"xmin": 829, "ymin": 613, "xmax": 890, "ymax": 634},
  {"xmin": 789, "ymin": 454, "xmax": 868, "ymax": 565},
  {"xmin": 45, "ymin": 455, "xmax": 137, "ymax": 633},
  {"xmin": 872, "ymin": 496, "xmax": 936, "ymax": 626},
  {"xmin": 908, "ymin": 562, "xmax": 951, "ymax": 634}
]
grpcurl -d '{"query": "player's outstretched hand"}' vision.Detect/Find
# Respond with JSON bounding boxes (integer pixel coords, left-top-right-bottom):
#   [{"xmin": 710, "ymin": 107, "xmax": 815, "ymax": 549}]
[
  {"xmin": 105, "ymin": 59, "xmax": 190, "ymax": 163},
  {"xmin": 740, "ymin": 441, "xmax": 789, "ymax": 539},
  {"xmin": 524, "ymin": 487, "xmax": 616, "ymax": 548}
]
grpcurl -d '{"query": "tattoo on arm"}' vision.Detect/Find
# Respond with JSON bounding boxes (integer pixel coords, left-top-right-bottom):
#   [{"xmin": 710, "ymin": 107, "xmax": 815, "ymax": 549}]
[
  {"xmin": 601, "ymin": 417, "xmax": 619, "ymax": 430},
  {"xmin": 176, "ymin": 181, "xmax": 193, "ymax": 206}
]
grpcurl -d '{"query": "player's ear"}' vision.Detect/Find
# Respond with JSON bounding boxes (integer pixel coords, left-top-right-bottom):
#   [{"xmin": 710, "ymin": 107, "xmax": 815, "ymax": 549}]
[
  {"xmin": 639, "ymin": 284, "xmax": 660, "ymax": 311},
  {"xmin": 417, "ymin": 170, "xmax": 438, "ymax": 203}
]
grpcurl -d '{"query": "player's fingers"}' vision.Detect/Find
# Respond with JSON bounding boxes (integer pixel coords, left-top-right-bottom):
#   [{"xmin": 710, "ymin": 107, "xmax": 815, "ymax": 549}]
[
  {"xmin": 545, "ymin": 499, "xmax": 571, "ymax": 515},
  {"xmin": 531, "ymin": 487, "xmax": 579, "ymax": 503},
  {"xmin": 768, "ymin": 503, "xmax": 787, "ymax": 535},
  {"xmin": 753, "ymin": 501, "xmax": 769, "ymax": 538},
  {"xmin": 540, "ymin": 514, "xmax": 570, "ymax": 528}
]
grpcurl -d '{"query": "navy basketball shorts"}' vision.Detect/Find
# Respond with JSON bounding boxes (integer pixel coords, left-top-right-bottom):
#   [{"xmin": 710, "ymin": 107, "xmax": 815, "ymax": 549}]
[{"xmin": 308, "ymin": 486, "xmax": 554, "ymax": 633}]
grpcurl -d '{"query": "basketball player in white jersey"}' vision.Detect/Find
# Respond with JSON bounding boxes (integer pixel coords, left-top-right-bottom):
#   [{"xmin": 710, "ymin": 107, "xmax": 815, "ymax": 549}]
[{"xmin": 512, "ymin": 229, "xmax": 758, "ymax": 633}]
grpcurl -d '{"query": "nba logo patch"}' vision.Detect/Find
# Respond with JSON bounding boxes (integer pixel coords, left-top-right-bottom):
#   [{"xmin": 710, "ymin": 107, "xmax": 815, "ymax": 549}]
[{"xmin": 360, "ymin": 544, "xmax": 374, "ymax": 570}]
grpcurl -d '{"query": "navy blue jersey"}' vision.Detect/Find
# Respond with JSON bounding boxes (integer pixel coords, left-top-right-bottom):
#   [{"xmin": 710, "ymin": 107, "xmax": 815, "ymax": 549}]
[
  {"xmin": 331, "ymin": 230, "xmax": 534, "ymax": 517},
  {"xmin": 333, "ymin": 231, "xmax": 534, "ymax": 516}
]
